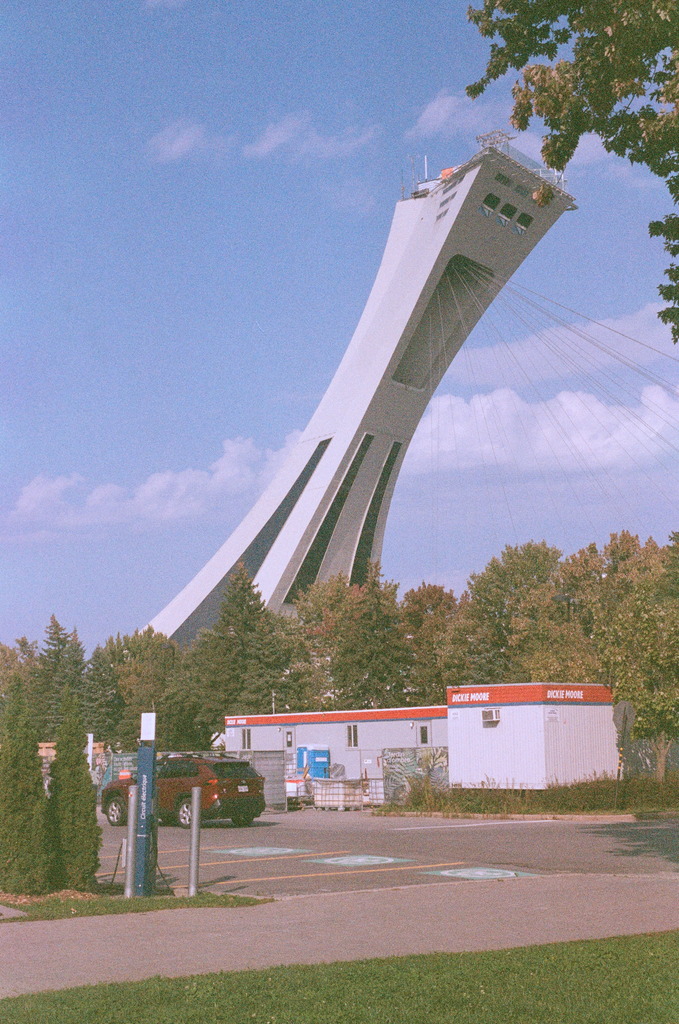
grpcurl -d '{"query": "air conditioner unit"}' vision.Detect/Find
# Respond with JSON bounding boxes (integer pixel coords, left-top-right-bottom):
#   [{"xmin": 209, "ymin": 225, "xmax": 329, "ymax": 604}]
[{"xmin": 482, "ymin": 708, "xmax": 501, "ymax": 723}]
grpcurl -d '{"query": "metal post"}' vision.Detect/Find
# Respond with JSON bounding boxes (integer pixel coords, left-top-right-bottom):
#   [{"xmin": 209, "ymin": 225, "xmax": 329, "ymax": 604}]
[
  {"xmin": 187, "ymin": 786, "xmax": 202, "ymax": 897},
  {"xmin": 124, "ymin": 785, "xmax": 138, "ymax": 898}
]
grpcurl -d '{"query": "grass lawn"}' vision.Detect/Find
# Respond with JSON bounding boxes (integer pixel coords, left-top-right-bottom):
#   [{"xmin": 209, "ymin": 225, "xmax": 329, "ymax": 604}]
[
  {"xmin": 0, "ymin": 890, "xmax": 264, "ymax": 922},
  {"xmin": 1, "ymin": 931, "xmax": 678, "ymax": 1023}
]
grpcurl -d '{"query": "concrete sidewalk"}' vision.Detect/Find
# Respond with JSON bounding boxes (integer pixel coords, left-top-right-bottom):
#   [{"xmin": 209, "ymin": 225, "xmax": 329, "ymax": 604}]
[{"xmin": 1, "ymin": 872, "xmax": 679, "ymax": 998}]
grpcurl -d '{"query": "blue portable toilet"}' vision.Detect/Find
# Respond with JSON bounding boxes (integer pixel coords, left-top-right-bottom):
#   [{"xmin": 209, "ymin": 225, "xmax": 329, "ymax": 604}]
[{"xmin": 297, "ymin": 747, "xmax": 330, "ymax": 778}]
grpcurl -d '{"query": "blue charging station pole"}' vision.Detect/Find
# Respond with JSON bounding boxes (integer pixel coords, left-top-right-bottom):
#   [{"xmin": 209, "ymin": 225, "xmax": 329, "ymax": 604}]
[{"xmin": 134, "ymin": 712, "xmax": 157, "ymax": 896}]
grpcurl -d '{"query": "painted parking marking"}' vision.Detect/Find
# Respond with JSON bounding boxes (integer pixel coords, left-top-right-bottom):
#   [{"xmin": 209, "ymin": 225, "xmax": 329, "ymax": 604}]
[
  {"xmin": 307, "ymin": 855, "xmax": 411, "ymax": 866},
  {"xmin": 393, "ymin": 820, "xmax": 560, "ymax": 831},
  {"xmin": 155, "ymin": 850, "xmax": 348, "ymax": 872},
  {"xmin": 96, "ymin": 850, "xmax": 349, "ymax": 879},
  {"xmin": 206, "ymin": 861, "xmax": 466, "ymax": 886},
  {"xmin": 424, "ymin": 867, "xmax": 536, "ymax": 880},
  {"xmin": 98, "ymin": 843, "xmax": 308, "ymax": 863},
  {"xmin": 212, "ymin": 847, "xmax": 310, "ymax": 857}
]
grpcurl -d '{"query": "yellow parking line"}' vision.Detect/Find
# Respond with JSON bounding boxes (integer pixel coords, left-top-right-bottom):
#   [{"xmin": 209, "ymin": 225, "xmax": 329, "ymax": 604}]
[
  {"xmin": 98, "ymin": 842, "xmax": 294, "ymax": 862},
  {"xmin": 159, "ymin": 850, "xmax": 351, "ymax": 872},
  {"xmin": 206, "ymin": 861, "xmax": 466, "ymax": 885},
  {"xmin": 96, "ymin": 850, "xmax": 350, "ymax": 879}
]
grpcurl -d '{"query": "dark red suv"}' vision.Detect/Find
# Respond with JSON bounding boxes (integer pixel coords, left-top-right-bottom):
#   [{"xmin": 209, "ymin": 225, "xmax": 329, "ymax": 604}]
[{"xmin": 102, "ymin": 754, "xmax": 265, "ymax": 828}]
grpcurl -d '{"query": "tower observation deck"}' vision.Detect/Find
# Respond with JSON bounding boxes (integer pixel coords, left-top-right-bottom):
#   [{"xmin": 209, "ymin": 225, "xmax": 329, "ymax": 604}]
[{"xmin": 150, "ymin": 138, "xmax": 575, "ymax": 645}]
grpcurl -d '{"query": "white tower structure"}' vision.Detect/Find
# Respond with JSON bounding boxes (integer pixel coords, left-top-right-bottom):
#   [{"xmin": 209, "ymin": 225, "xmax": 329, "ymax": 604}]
[{"xmin": 150, "ymin": 137, "xmax": 575, "ymax": 645}]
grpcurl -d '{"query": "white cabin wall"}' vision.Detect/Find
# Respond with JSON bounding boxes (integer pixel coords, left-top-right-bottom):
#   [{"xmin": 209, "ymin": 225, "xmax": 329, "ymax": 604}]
[
  {"xmin": 544, "ymin": 705, "xmax": 618, "ymax": 784},
  {"xmin": 448, "ymin": 706, "xmax": 547, "ymax": 789}
]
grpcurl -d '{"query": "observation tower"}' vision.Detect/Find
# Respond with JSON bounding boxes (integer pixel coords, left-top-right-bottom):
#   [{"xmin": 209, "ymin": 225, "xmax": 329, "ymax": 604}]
[{"xmin": 150, "ymin": 134, "xmax": 575, "ymax": 645}]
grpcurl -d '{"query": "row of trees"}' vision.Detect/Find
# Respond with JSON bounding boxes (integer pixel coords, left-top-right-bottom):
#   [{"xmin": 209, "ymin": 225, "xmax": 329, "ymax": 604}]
[
  {"xmin": 2, "ymin": 531, "xmax": 679, "ymax": 778},
  {"xmin": 0, "ymin": 685, "xmax": 100, "ymax": 894}
]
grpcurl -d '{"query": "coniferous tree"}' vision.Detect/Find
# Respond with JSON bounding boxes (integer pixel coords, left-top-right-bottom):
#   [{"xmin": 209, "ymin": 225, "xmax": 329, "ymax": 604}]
[
  {"xmin": 81, "ymin": 646, "xmax": 125, "ymax": 748},
  {"xmin": 31, "ymin": 617, "xmax": 86, "ymax": 740},
  {"xmin": 0, "ymin": 684, "xmax": 52, "ymax": 894},
  {"xmin": 48, "ymin": 687, "xmax": 101, "ymax": 890},
  {"xmin": 189, "ymin": 564, "xmax": 291, "ymax": 735}
]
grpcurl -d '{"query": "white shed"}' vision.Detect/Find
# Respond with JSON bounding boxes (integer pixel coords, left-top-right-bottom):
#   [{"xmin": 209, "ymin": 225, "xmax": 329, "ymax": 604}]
[{"xmin": 447, "ymin": 683, "xmax": 618, "ymax": 789}]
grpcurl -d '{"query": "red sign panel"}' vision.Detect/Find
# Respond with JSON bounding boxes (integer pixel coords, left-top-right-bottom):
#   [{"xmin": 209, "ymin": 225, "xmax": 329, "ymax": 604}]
[
  {"xmin": 225, "ymin": 705, "xmax": 447, "ymax": 728},
  {"xmin": 446, "ymin": 683, "xmax": 612, "ymax": 706}
]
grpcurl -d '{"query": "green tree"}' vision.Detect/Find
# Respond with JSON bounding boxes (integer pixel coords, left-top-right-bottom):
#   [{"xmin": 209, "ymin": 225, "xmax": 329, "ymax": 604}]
[
  {"xmin": 31, "ymin": 617, "xmax": 86, "ymax": 740},
  {"xmin": 0, "ymin": 685, "xmax": 52, "ymax": 894},
  {"xmin": 103, "ymin": 629, "xmax": 180, "ymax": 749},
  {"xmin": 0, "ymin": 638, "xmax": 38, "ymax": 728},
  {"xmin": 80, "ymin": 646, "xmax": 125, "ymax": 748},
  {"xmin": 467, "ymin": 1, "xmax": 679, "ymax": 341},
  {"xmin": 189, "ymin": 564, "xmax": 292, "ymax": 736},
  {"xmin": 590, "ymin": 536, "xmax": 679, "ymax": 780},
  {"xmin": 329, "ymin": 563, "xmax": 412, "ymax": 708},
  {"xmin": 292, "ymin": 573, "xmax": 363, "ymax": 709},
  {"xmin": 444, "ymin": 541, "xmax": 564, "ymax": 686},
  {"xmin": 400, "ymin": 583, "xmax": 458, "ymax": 705},
  {"xmin": 48, "ymin": 687, "xmax": 101, "ymax": 889}
]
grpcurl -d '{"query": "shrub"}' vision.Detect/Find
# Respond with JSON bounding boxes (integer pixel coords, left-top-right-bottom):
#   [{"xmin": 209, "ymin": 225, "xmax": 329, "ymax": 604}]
[{"xmin": 399, "ymin": 773, "xmax": 679, "ymax": 816}]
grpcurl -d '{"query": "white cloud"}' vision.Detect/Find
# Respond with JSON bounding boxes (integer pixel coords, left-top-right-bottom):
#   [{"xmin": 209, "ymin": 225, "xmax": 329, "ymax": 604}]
[
  {"xmin": 13, "ymin": 474, "xmax": 84, "ymax": 520},
  {"xmin": 446, "ymin": 302, "xmax": 676, "ymax": 390},
  {"xmin": 147, "ymin": 121, "xmax": 228, "ymax": 163},
  {"xmin": 405, "ymin": 383, "xmax": 679, "ymax": 476},
  {"xmin": 9, "ymin": 434, "xmax": 302, "ymax": 532},
  {"xmin": 407, "ymin": 90, "xmax": 509, "ymax": 139},
  {"xmin": 243, "ymin": 113, "xmax": 376, "ymax": 160}
]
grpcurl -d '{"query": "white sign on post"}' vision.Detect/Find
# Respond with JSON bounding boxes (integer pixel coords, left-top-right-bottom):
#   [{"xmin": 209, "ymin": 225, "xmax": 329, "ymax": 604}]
[{"xmin": 140, "ymin": 713, "xmax": 156, "ymax": 741}]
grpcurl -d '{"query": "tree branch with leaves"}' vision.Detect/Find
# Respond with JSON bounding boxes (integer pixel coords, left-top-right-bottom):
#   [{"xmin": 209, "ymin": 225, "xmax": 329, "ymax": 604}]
[{"xmin": 467, "ymin": 1, "xmax": 679, "ymax": 340}]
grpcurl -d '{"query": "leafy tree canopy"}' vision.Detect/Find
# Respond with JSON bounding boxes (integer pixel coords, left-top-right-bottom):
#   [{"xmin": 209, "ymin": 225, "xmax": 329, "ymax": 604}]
[{"xmin": 467, "ymin": 1, "xmax": 679, "ymax": 341}]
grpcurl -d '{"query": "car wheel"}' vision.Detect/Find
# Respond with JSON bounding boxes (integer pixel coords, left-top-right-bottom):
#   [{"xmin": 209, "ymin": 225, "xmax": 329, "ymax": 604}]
[
  {"xmin": 231, "ymin": 813, "xmax": 254, "ymax": 827},
  {"xmin": 105, "ymin": 797, "xmax": 126, "ymax": 826},
  {"xmin": 177, "ymin": 798, "xmax": 192, "ymax": 829}
]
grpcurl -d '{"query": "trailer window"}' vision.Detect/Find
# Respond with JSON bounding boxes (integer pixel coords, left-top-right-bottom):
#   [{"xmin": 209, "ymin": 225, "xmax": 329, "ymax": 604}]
[{"xmin": 347, "ymin": 724, "xmax": 358, "ymax": 748}]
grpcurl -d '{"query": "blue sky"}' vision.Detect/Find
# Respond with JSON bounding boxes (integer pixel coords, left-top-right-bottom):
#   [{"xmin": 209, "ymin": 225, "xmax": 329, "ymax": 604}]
[{"xmin": 3, "ymin": 0, "xmax": 677, "ymax": 653}]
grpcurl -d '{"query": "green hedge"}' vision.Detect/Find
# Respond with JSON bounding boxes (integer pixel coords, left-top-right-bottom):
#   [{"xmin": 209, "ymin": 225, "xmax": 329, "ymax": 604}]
[{"xmin": 394, "ymin": 772, "xmax": 679, "ymax": 815}]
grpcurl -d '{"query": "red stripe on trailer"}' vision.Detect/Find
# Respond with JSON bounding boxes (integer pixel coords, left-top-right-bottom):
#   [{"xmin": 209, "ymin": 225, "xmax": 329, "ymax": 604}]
[
  {"xmin": 446, "ymin": 683, "xmax": 612, "ymax": 706},
  {"xmin": 225, "ymin": 705, "xmax": 447, "ymax": 728}
]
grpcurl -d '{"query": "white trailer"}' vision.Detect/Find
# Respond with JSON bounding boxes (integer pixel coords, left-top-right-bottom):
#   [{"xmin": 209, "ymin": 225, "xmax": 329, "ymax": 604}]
[
  {"xmin": 223, "ymin": 705, "xmax": 448, "ymax": 784},
  {"xmin": 447, "ymin": 683, "xmax": 618, "ymax": 789}
]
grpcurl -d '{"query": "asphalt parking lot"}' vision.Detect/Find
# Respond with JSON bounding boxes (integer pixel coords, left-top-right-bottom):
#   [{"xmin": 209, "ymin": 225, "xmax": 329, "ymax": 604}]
[{"xmin": 97, "ymin": 808, "xmax": 679, "ymax": 897}]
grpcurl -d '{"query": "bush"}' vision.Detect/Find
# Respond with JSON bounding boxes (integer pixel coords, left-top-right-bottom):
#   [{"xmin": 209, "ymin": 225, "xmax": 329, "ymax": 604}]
[{"xmin": 398, "ymin": 772, "xmax": 679, "ymax": 816}]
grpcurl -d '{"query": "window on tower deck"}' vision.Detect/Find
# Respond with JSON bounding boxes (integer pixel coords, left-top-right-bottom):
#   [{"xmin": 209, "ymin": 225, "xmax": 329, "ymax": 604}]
[
  {"xmin": 499, "ymin": 202, "xmax": 517, "ymax": 220},
  {"xmin": 517, "ymin": 212, "xmax": 533, "ymax": 228},
  {"xmin": 482, "ymin": 193, "xmax": 500, "ymax": 210}
]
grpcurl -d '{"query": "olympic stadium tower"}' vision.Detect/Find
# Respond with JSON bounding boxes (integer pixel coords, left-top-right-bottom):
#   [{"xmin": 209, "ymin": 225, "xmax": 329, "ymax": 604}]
[{"xmin": 150, "ymin": 135, "xmax": 575, "ymax": 645}]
